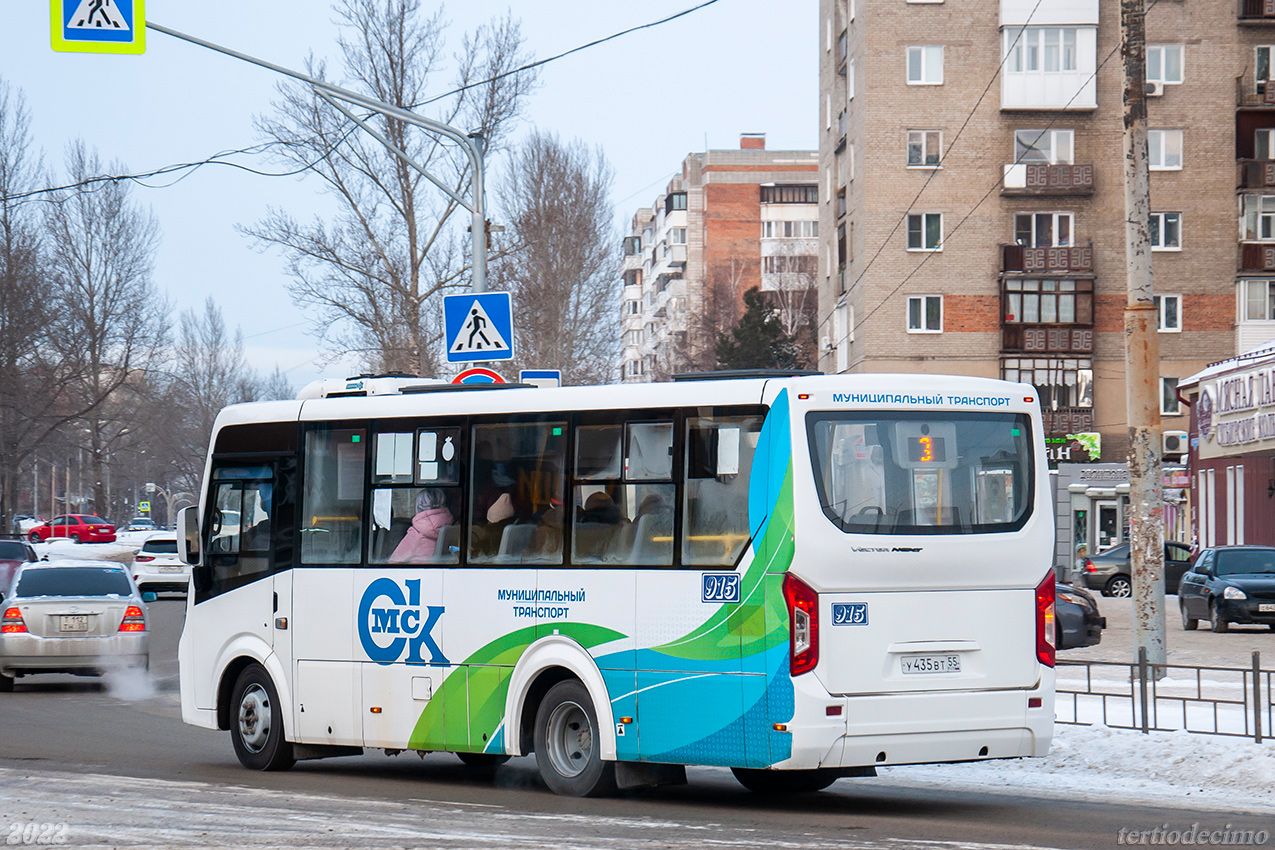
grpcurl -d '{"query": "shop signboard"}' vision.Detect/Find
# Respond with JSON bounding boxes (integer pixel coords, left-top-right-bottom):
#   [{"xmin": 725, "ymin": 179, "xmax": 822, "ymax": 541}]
[{"xmin": 1196, "ymin": 360, "xmax": 1275, "ymax": 459}]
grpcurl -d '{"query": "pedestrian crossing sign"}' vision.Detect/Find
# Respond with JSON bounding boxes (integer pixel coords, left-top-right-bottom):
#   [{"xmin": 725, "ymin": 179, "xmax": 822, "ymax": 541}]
[
  {"xmin": 52, "ymin": 0, "xmax": 146, "ymax": 55},
  {"xmin": 443, "ymin": 291, "xmax": 514, "ymax": 363}
]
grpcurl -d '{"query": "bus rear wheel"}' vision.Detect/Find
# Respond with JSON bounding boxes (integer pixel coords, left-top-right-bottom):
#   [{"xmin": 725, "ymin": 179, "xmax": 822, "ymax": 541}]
[
  {"xmin": 533, "ymin": 680, "xmax": 616, "ymax": 797},
  {"xmin": 230, "ymin": 665, "xmax": 295, "ymax": 771},
  {"xmin": 731, "ymin": 767, "xmax": 841, "ymax": 794}
]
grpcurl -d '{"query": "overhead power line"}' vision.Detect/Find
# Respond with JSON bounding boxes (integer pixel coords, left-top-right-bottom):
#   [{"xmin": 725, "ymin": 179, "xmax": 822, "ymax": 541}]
[{"xmin": 0, "ymin": 0, "xmax": 726, "ymax": 204}]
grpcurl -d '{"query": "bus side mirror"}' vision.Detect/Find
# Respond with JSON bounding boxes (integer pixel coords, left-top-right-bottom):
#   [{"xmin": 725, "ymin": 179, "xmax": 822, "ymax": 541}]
[{"xmin": 178, "ymin": 506, "xmax": 201, "ymax": 566}]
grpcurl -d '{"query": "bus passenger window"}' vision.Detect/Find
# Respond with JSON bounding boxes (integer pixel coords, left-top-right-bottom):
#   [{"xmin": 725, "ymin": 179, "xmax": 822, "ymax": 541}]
[
  {"xmin": 683, "ymin": 415, "xmax": 764, "ymax": 566},
  {"xmin": 301, "ymin": 428, "xmax": 366, "ymax": 564},
  {"xmin": 370, "ymin": 487, "xmax": 460, "ymax": 564},
  {"xmin": 469, "ymin": 422, "xmax": 566, "ymax": 565}
]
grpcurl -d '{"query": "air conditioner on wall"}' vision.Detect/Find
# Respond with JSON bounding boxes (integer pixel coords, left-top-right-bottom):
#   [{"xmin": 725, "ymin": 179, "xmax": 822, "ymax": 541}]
[
  {"xmin": 1146, "ymin": 81, "xmax": 1165, "ymax": 97},
  {"xmin": 1163, "ymin": 430, "xmax": 1188, "ymax": 455},
  {"xmin": 821, "ymin": 335, "xmax": 833, "ymax": 352}
]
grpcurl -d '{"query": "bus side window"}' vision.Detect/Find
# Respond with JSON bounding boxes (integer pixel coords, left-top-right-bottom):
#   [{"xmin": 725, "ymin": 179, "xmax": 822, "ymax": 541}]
[
  {"xmin": 209, "ymin": 483, "xmax": 243, "ymax": 556},
  {"xmin": 301, "ymin": 428, "xmax": 366, "ymax": 565},
  {"xmin": 369, "ymin": 425, "xmax": 463, "ymax": 565},
  {"xmin": 683, "ymin": 414, "xmax": 764, "ymax": 566},
  {"xmin": 469, "ymin": 421, "xmax": 566, "ymax": 565}
]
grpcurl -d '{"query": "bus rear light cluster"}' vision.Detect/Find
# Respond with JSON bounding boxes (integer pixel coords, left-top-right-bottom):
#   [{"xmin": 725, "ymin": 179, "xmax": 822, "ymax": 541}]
[
  {"xmin": 2, "ymin": 607, "xmax": 26, "ymax": 634},
  {"xmin": 783, "ymin": 573, "xmax": 820, "ymax": 676},
  {"xmin": 1035, "ymin": 572, "xmax": 1056, "ymax": 668},
  {"xmin": 118, "ymin": 606, "xmax": 146, "ymax": 633}
]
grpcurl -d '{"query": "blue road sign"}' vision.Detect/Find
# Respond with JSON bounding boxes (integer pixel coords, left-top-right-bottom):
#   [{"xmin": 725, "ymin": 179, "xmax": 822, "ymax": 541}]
[
  {"xmin": 519, "ymin": 370, "xmax": 561, "ymax": 388},
  {"xmin": 444, "ymin": 292, "xmax": 513, "ymax": 363},
  {"xmin": 52, "ymin": 0, "xmax": 146, "ymax": 54}
]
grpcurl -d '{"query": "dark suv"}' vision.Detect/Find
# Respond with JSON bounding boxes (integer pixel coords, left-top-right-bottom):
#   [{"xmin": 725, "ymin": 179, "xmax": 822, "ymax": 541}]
[{"xmin": 1080, "ymin": 541, "xmax": 1194, "ymax": 597}]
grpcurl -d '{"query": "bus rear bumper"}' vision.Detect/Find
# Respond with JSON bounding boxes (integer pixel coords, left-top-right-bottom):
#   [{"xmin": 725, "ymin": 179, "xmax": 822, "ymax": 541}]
[{"xmin": 779, "ymin": 670, "xmax": 1055, "ymax": 769}]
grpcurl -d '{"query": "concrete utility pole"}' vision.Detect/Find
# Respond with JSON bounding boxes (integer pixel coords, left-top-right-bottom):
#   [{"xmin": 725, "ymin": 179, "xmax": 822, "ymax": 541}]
[{"xmin": 1121, "ymin": 0, "xmax": 1167, "ymax": 668}]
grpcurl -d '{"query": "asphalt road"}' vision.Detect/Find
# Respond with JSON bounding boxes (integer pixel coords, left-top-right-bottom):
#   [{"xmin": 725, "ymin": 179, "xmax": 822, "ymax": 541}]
[{"xmin": 0, "ymin": 598, "xmax": 1270, "ymax": 849}]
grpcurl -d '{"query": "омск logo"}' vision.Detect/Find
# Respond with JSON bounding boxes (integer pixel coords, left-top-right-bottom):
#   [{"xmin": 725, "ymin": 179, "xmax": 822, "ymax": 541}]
[{"xmin": 357, "ymin": 577, "xmax": 449, "ymax": 666}]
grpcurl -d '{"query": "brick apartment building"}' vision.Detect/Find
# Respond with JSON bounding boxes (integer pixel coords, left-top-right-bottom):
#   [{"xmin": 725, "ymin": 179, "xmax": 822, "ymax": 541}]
[
  {"xmin": 817, "ymin": 0, "xmax": 1275, "ymax": 463},
  {"xmin": 619, "ymin": 136, "xmax": 819, "ymax": 382}
]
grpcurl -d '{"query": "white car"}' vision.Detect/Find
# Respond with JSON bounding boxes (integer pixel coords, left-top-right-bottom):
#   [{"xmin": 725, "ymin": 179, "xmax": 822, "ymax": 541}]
[
  {"xmin": 131, "ymin": 534, "xmax": 189, "ymax": 594},
  {"xmin": 1, "ymin": 560, "xmax": 152, "ymax": 691}
]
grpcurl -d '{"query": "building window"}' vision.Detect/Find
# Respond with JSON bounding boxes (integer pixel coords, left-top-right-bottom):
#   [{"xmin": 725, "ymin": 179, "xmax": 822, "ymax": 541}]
[
  {"xmin": 906, "ymin": 213, "xmax": 942, "ymax": 251},
  {"xmin": 669, "ymin": 227, "xmax": 687, "ymax": 244},
  {"xmin": 1148, "ymin": 130, "xmax": 1183, "ymax": 170},
  {"xmin": 833, "ymin": 302, "xmax": 851, "ymax": 373},
  {"xmin": 1015, "ymin": 212, "xmax": 1073, "ymax": 247},
  {"xmin": 1004, "ymin": 279, "xmax": 1092, "ymax": 324},
  {"xmin": 1146, "ymin": 45, "xmax": 1183, "ymax": 86},
  {"xmin": 1161, "ymin": 377, "xmax": 1182, "ymax": 416},
  {"xmin": 624, "ymin": 300, "xmax": 640, "ymax": 316},
  {"xmin": 1258, "ymin": 46, "xmax": 1275, "ymax": 96},
  {"xmin": 1005, "ymin": 27, "xmax": 1078, "ymax": 74},
  {"xmin": 837, "ymin": 223, "xmax": 848, "ymax": 268},
  {"xmin": 1244, "ymin": 279, "xmax": 1275, "ymax": 321},
  {"xmin": 1150, "ymin": 213, "xmax": 1181, "ymax": 251},
  {"xmin": 1154, "ymin": 294, "xmax": 1181, "ymax": 332},
  {"xmin": 1014, "ymin": 129, "xmax": 1074, "ymax": 164},
  {"xmin": 763, "ymin": 221, "xmax": 818, "ymax": 238},
  {"xmin": 1257, "ymin": 129, "xmax": 1275, "ymax": 161},
  {"xmin": 666, "ymin": 193, "xmax": 687, "ymax": 213},
  {"xmin": 907, "ymin": 130, "xmax": 942, "ymax": 167},
  {"xmin": 907, "ymin": 295, "xmax": 943, "ymax": 332},
  {"xmin": 1002, "ymin": 358, "xmax": 1094, "ymax": 409},
  {"xmin": 760, "ymin": 184, "xmax": 819, "ymax": 204},
  {"xmin": 847, "ymin": 59, "xmax": 856, "ymax": 98},
  {"xmin": 906, "ymin": 45, "xmax": 943, "ymax": 85},
  {"xmin": 1242, "ymin": 195, "xmax": 1275, "ymax": 241},
  {"xmin": 836, "ymin": 188, "xmax": 847, "ymax": 219},
  {"xmin": 762, "ymin": 256, "xmax": 817, "ymax": 275}
]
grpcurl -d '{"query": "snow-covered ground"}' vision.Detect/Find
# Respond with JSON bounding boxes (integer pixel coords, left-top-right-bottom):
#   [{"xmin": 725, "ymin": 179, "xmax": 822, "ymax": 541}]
[{"xmin": 885, "ymin": 724, "xmax": 1275, "ymax": 814}]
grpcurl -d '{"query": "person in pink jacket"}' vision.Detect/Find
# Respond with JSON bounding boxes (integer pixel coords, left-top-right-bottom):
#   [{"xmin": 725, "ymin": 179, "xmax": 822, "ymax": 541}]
[{"xmin": 389, "ymin": 489, "xmax": 454, "ymax": 563}]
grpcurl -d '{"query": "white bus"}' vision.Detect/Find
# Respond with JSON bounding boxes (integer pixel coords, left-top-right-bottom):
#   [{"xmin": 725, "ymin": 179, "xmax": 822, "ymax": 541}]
[{"xmin": 176, "ymin": 371, "xmax": 1056, "ymax": 796}]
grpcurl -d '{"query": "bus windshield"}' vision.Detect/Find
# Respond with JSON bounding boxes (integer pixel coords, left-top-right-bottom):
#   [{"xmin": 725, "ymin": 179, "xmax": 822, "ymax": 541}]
[{"xmin": 808, "ymin": 411, "xmax": 1033, "ymax": 535}]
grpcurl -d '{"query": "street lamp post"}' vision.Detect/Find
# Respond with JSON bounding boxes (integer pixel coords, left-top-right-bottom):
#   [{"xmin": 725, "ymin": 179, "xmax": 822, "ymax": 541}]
[{"xmin": 144, "ymin": 483, "xmax": 195, "ymax": 529}]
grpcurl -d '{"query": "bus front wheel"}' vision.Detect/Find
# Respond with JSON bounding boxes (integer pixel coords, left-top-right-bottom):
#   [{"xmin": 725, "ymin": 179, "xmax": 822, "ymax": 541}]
[
  {"xmin": 229, "ymin": 665, "xmax": 295, "ymax": 771},
  {"xmin": 732, "ymin": 767, "xmax": 840, "ymax": 794},
  {"xmin": 532, "ymin": 680, "xmax": 616, "ymax": 797}
]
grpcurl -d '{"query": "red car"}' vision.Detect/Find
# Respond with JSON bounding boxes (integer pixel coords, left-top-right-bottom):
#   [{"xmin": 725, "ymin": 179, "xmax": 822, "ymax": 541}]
[{"xmin": 27, "ymin": 514, "xmax": 117, "ymax": 544}]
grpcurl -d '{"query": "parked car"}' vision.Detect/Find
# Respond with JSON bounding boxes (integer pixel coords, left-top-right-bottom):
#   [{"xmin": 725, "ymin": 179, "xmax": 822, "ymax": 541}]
[
  {"xmin": 131, "ymin": 534, "xmax": 188, "ymax": 594},
  {"xmin": 1056, "ymin": 581, "xmax": 1105, "ymax": 649},
  {"xmin": 26, "ymin": 515, "xmax": 116, "ymax": 545},
  {"xmin": 1079, "ymin": 541, "xmax": 1195, "ymax": 597},
  {"xmin": 125, "ymin": 517, "xmax": 157, "ymax": 532},
  {"xmin": 0, "ymin": 560, "xmax": 153, "ymax": 691},
  {"xmin": 10, "ymin": 515, "xmax": 44, "ymax": 535},
  {"xmin": 0, "ymin": 540, "xmax": 38, "ymax": 596},
  {"xmin": 1179, "ymin": 546, "xmax": 1275, "ymax": 633}
]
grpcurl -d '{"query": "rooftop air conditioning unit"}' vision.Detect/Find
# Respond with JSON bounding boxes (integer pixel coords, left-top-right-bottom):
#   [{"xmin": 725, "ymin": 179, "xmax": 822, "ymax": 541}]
[
  {"xmin": 1163, "ymin": 430, "xmax": 1188, "ymax": 456},
  {"xmin": 1146, "ymin": 81, "xmax": 1165, "ymax": 97}
]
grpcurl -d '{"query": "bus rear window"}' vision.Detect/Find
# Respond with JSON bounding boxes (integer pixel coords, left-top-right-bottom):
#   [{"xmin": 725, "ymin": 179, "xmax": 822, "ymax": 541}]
[{"xmin": 807, "ymin": 411, "xmax": 1033, "ymax": 535}]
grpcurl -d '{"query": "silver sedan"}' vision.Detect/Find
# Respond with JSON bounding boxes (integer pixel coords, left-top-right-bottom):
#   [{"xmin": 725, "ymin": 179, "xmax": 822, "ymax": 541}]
[{"xmin": 0, "ymin": 560, "xmax": 153, "ymax": 691}]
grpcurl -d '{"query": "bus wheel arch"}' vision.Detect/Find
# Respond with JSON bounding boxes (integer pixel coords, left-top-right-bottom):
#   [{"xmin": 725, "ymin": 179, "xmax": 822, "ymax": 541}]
[
  {"xmin": 214, "ymin": 651, "xmax": 292, "ymax": 741},
  {"xmin": 505, "ymin": 636, "xmax": 617, "ymax": 761}
]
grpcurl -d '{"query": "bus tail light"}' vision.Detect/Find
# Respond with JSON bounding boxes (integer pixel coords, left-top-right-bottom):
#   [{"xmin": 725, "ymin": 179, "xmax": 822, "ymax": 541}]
[
  {"xmin": 783, "ymin": 574, "xmax": 819, "ymax": 676},
  {"xmin": 1035, "ymin": 572, "xmax": 1056, "ymax": 668},
  {"xmin": 119, "ymin": 606, "xmax": 146, "ymax": 633},
  {"xmin": 2, "ymin": 607, "xmax": 26, "ymax": 634}
]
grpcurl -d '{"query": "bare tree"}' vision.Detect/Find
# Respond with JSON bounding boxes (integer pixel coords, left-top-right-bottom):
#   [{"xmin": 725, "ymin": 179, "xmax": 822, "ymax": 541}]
[
  {"xmin": 166, "ymin": 298, "xmax": 262, "ymax": 487},
  {"xmin": 0, "ymin": 77, "xmax": 51, "ymax": 527},
  {"xmin": 648, "ymin": 258, "xmax": 751, "ymax": 380},
  {"xmin": 493, "ymin": 132, "xmax": 619, "ymax": 385},
  {"xmin": 243, "ymin": 0, "xmax": 536, "ymax": 377},
  {"xmin": 763, "ymin": 255, "xmax": 818, "ymax": 369},
  {"xmin": 43, "ymin": 141, "xmax": 169, "ymax": 514}
]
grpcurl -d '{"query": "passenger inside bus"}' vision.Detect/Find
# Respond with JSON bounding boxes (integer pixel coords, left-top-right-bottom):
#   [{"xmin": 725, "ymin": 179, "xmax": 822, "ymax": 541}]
[{"xmin": 388, "ymin": 488, "xmax": 454, "ymax": 564}]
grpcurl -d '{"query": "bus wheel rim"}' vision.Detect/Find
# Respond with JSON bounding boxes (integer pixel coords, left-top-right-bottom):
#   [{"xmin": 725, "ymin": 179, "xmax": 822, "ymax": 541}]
[
  {"xmin": 546, "ymin": 700, "xmax": 591, "ymax": 778},
  {"xmin": 238, "ymin": 683, "xmax": 271, "ymax": 754}
]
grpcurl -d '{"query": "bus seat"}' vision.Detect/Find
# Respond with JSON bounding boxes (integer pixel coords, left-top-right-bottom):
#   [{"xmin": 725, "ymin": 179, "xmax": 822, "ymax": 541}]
[
  {"xmin": 498, "ymin": 523, "xmax": 536, "ymax": 560},
  {"xmin": 433, "ymin": 524, "xmax": 459, "ymax": 559},
  {"xmin": 573, "ymin": 522, "xmax": 617, "ymax": 563},
  {"xmin": 628, "ymin": 513, "xmax": 672, "ymax": 565}
]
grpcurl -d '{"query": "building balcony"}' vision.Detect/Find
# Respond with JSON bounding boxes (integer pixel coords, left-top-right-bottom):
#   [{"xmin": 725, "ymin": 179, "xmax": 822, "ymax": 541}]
[
  {"xmin": 668, "ymin": 244, "xmax": 687, "ymax": 266},
  {"xmin": 1002, "ymin": 163, "xmax": 1095, "ymax": 196},
  {"xmin": 1002, "ymin": 326, "xmax": 1094, "ymax": 354},
  {"xmin": 1001, "ymin": 243, "xmax": 1094, "ymax": 275},
  {"xmin": 1239, "ymin": 242, "xmax": 1275, "ymax": 271},
  {"xmin": 1239, "ymin": 0, "xmax": 1275, "ymax": 23},
  {"xmin": 1238, "ymin": 160, "xmax": 1275, "ymax": 189},
  {"xmin": 1237, "ymin": 75, "xmax": 1275, "ymax": 108},
  {"xmin": 1042, "ymin": 406, "xmax": 1095, "ymax": 434}
]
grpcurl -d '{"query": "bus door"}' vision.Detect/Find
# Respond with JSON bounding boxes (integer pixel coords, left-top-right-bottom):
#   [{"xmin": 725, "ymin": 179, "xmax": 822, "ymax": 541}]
[
  {"xmin": 191, "ymin": 459, "xmax": 287, "ymax": 711},
  {"xmin": 635, "ymin": 411, "xmax": 764, "ymax": 767}
]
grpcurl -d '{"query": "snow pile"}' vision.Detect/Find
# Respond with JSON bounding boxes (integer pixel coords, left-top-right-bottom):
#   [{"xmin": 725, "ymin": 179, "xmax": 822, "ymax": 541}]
[
  {"xmin": 31, "ymin": 539, "xmax": 139, "ymax": 565},
  {"xmin": 884, "ymin": 724, "xmax": 1275, "ymax": 814}
]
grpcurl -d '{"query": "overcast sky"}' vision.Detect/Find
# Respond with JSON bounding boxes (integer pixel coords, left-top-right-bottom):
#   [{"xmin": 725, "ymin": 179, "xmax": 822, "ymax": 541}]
[{"xmin": 1, "ymin": 0, "xmax": 816, "ymax": 386}]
